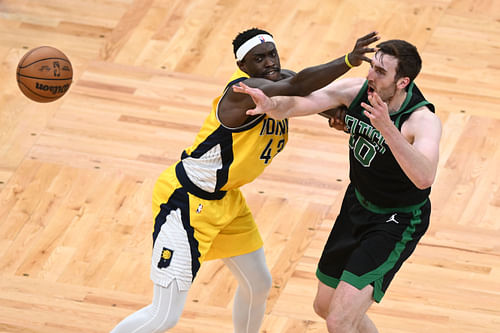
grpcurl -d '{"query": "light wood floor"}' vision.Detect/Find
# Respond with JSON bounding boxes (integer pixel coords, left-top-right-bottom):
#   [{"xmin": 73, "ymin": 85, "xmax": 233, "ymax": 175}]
[{"xmin": 1, "ymin": 0, "xmax": 500, "ymax": 332}]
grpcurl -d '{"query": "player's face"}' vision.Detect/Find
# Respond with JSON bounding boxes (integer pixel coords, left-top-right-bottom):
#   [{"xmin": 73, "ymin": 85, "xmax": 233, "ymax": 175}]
[
  {"xmin": 366, "ymin": 52, "xmax": 399, "ymax": 102},
  {"xmin": 239, "ymin": 42, "xmax": 281, "ymax": 81}
]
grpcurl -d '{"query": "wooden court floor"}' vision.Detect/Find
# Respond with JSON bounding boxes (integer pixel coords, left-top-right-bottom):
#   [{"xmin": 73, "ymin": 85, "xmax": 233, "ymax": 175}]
[{"xmin": 1, "ymin": 0, "xmax": 499, "ymax": 332}]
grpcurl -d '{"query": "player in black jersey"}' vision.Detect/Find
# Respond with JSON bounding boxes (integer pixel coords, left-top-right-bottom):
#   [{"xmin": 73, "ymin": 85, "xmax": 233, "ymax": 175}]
[{"xmin": 233, "ymin": 39, "xmax": 442, "ymax": 333}]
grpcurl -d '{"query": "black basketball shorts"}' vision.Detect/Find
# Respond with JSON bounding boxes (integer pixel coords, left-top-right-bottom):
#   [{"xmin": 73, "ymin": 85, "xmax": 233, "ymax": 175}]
[{"xmin": 316, "ymin": 183, "xmax": 430, "ymax": 303}]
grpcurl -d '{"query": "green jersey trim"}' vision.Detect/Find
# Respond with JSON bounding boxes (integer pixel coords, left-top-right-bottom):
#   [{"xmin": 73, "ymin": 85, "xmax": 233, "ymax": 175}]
[{"xmin": 355, "ymin": 188, "xmax": 428, "ymax": 213}]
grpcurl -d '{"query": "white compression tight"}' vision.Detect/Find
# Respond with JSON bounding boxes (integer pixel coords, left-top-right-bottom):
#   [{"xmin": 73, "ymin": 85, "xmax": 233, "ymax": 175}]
[
  {"xmin": 110, "ymin": 247, "xmax": 272, "ymax": 333},
  {"xmin": 222, "ymin": 247, "xmax": 272, "ymax": 333},
  {"xmin": 110, "ymin": 280, "xmax": 188, "ymax": 333}
]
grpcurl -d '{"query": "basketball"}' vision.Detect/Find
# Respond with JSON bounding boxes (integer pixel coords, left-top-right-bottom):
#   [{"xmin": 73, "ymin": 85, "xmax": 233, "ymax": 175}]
[{"xmin": 16, "ymin": 46, "xmax": 73, "ymax": 103}]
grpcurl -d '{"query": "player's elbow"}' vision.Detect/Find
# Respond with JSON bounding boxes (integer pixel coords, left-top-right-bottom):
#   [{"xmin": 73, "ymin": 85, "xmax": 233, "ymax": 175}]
[
  {"xmin": 413, "ymin": 174, "xmax": 435, "ymax": 190},
  {"xmin": 415, "ymin": 182, "xmax": 432, "ymax": 190}
]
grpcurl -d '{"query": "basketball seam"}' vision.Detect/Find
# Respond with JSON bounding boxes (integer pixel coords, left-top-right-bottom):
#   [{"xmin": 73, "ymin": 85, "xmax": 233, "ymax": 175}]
[
  {"xmin": 16, "ymin": 73, "xmax": 72, "ymax": 81},
  {"xmin": 19, "ymin": 57, "xmax": 72, "ymax": 69},
  {"xmin": 17, "ymin": 46, "xmax": 43, "ymax": 66}
]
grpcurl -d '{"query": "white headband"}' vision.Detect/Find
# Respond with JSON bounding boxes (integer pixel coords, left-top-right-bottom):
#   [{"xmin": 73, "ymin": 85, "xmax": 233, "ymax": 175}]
[{"xmin": 236, "ymin": 34, "xmax": 276, "ymax": 61}]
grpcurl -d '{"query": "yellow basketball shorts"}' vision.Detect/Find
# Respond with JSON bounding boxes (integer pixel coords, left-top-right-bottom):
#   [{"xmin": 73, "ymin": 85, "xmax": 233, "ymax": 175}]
[{"xmin": 150, "ymin": 164, "xmax": 263, "ymax": 291}]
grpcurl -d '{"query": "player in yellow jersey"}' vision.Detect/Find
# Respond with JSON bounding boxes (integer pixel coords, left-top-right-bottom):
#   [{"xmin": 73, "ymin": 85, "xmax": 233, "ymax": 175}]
[{"xmin": 111, "ymin": 28, "xmax": 379, "ymax": 333}]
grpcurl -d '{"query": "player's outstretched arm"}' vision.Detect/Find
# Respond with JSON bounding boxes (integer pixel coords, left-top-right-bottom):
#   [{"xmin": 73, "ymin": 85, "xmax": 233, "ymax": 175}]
[
  {"xmin": 220, "ymin": 33, "xmax": 377, "ymax": 128},
  {"xmin": 231, "ymin": 82, "xmax": 278, "ymax": 117},
  {"xmin": 232, "ymin": 82, "xmax": 324, "ymax": 120},
  {"xmin": 254, "ymin": 31, "xmax": 379, "ymax": 98},
  {"xmin": 232, "ymin": 77, "xmax": 363, "ymax": 120}
]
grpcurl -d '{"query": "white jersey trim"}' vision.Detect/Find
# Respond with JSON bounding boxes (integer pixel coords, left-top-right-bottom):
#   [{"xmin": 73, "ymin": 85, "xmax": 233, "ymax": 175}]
[
  {"xmin": 182, "ymin": 144, "xmax": 222, "ymax": 193},
  {"xmin": 150, "ymin": 208, "xmax": 194, "ymax": 291}
]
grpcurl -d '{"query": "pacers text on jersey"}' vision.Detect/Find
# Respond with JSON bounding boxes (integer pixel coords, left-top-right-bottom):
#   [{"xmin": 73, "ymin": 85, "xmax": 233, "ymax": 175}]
[{"xmin": 259, "ymin": 118, "xmax": 288, "ymax": 136}]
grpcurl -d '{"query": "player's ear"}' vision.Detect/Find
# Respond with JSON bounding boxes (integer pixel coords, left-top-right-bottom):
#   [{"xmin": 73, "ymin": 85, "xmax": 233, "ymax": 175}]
[
  {"xmin": 237, "ymin": 60, "xmax": 247, "ymax": 73},
  {"xmin": 397, "ymin": 77, "xmax": 410, "ymax": 90}
]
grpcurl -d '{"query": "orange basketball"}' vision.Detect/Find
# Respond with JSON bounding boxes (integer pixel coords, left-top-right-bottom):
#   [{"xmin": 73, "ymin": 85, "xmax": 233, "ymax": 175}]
[{"xmin": 16, "ymin": 46, "xmax": 73, "ymax": 103}]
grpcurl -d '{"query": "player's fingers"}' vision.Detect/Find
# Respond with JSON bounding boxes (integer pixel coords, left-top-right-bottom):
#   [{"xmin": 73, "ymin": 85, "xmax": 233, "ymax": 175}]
[
  {"xmin": 232, "ymin": 82, "xmax": 252, "ymax": 93},
  {"xmin": 246, "ymin": 108, "xmax": 264, "ymax": 116},
  {"xmin": 353, "ymin": 49, "xmax": 376, "ymax": 57},
  {"xmin": 367, "ymin": 93, "xmax": 381, "ymax": 108},
  {"xmin": 359, "ymin": 31, "xmax": 378, "ymax": 41},
  {"xmin": 232, "ymin": 84, "xmax": 246, "ymax": 93},
  {"xmin": 238, "ymin": 82, "xmax": 249, "ymax": 89},
  {"xmin": 362, "ymin": 35, "xmax": 380, "ymax": 45},
  {"xmin": 371, "ymin": 92, "xmax": 384, "ymax": 107},
  {"xmin": 361, "ymin": 56, "xmax": 374, "ymax": 63},
  {"xmin": 360, "ymin": 101, "xmax": 372, "ymax": 110}
]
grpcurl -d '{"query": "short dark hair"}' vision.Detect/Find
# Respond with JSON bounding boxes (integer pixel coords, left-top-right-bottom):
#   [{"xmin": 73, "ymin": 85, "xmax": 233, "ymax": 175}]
[
  {"xmin": 232, "ymin": 28, "xmax": 273, "ymax": 59},
  {"xmin": 376, "ymin": 39, "xmax": 422, "ymax": 82}
]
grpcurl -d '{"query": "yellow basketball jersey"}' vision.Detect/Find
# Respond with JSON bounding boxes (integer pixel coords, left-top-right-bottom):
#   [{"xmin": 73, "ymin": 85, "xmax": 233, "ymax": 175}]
[{"xmin": 175, "ymin": 69, "xmax": 289, "ymax": 198}]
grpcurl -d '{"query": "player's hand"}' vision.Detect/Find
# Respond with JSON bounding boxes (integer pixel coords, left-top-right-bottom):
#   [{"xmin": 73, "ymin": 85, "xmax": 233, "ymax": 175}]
[
  {"xmin": 347, "ymin": 31, "xmax": 379, "ymax": 67},
  {"xmin": 232, "ymin": 82, "xmax": 276, "ymax": 116},
  {"xmin": 361, "ymin": 92, "xmax": 392, "ymax": 132},
  {"xmin": 327, "ymin": 107, "xmax": 348, "ymax": 131}
]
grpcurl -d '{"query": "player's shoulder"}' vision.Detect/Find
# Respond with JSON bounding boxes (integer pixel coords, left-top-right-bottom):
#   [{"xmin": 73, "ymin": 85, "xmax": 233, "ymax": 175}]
[
  {"xmin": 280, "ymin": 68, "xmax": 296, "ymax": 79},
  {"xmin": 238, "ymin": 77, "xmax": 271, "ymax": 88},
  {"xmin": 401, "ymin": 106, "xmax": 442, "ymax": 144},
  {"xmin": 411, "ymin": 105, "xmax": 440, "ymax": 122},
  {"xmin": 239, "ymin": 68, "xmax": 296, "ymax": 88},
  {"xmin": 406, "ymin": 105, "xmax": 442, "ymax": 133}
]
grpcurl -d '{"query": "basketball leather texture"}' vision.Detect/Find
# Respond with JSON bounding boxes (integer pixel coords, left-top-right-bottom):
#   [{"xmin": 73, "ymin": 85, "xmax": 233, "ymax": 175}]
[{"xmin": 16, "ymin": 46, "xmax": 73, "ymax": 103}]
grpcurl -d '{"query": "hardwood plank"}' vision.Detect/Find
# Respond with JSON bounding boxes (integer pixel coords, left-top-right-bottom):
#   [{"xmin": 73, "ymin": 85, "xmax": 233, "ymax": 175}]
[{"xmin": 1, "ymin": 0, "xmax": 500, "ymax": 332}]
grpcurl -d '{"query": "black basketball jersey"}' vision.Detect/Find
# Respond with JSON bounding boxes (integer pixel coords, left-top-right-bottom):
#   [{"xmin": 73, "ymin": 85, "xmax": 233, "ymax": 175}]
[{"xmin": 345, "ymin": 80, "xmax": 435, "ymax": 208}]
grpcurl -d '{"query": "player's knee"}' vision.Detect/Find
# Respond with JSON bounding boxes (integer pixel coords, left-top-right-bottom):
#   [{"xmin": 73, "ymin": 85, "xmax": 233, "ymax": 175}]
[
  {"xmin": 313, "ymin": 297, "xmax": 328, "ymax": 319},
  {"xmin": 144, "ymin": 310, "xmax": 181, "ymax": 332},
  {"xmin": 262, "ymin": 269, "xmax": 273, "ymax": 292},
  {"xmin": 251, "ymin": 269, "xmax": 272, "ymax": 299},
  {"xmin": 112, "ymin": 304, "xmax": 182, "ymax": 333},
  {"xmin": 147, "ymin": 303, "xmax": 183, "ymax": 332},
  {"xmin": 325, "ymin": 312, "xmax": 355, "ymax": 333}
]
